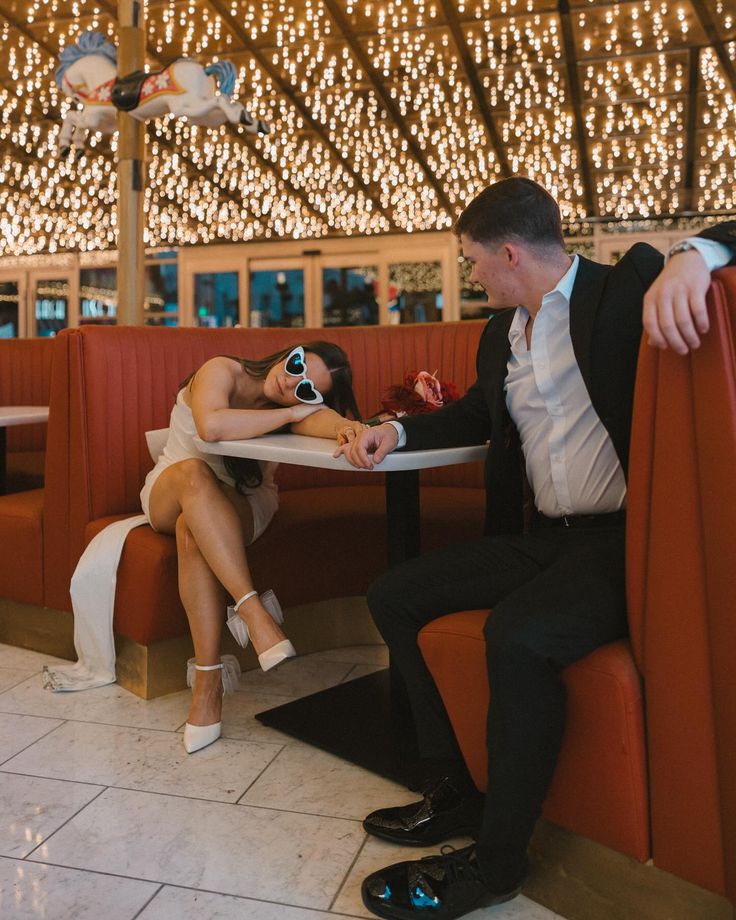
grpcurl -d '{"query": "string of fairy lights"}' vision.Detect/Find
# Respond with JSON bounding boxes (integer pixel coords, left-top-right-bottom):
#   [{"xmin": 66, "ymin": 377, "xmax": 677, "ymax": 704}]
[{"xmin": 0, "ymin": 0, "xmax": 734, "ymax": 256}]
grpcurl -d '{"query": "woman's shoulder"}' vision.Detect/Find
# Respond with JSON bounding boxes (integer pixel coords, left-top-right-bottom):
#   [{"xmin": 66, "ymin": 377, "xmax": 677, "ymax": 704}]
[{"xmin": 199, "ymin": 354, "xmax": 243, "ymax": 374}]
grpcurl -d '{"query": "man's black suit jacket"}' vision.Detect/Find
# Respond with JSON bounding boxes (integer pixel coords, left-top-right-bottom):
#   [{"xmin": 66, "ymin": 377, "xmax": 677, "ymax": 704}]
[{"xmin": 401, "ymin": 225, "xmax": 736, "ymax": 536}]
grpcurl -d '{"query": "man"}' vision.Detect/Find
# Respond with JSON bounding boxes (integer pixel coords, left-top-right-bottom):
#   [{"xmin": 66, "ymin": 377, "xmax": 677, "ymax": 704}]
[{"xmin": 335, "ymin": 177, "xmax": 736, "ymax": 920}]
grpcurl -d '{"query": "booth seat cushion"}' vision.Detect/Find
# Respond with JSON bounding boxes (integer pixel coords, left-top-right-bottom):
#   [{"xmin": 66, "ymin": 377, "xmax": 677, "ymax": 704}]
[
  {"xmin": 87, "ymin": 485, "xmax": 486, "ymax": 646},
  {"xmin": 0, "ymin": 489, "xmax": 44, "ymax": 605},
  {"xmin": 418, "ymin": 610, "xmax": 649, "ymax": 862}
]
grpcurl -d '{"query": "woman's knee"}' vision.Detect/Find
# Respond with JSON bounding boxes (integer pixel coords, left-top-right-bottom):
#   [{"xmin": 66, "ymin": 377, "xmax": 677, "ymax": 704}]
[{"xmin": 173, "ymin": 458, "xmax": 218, "ymax": 496}]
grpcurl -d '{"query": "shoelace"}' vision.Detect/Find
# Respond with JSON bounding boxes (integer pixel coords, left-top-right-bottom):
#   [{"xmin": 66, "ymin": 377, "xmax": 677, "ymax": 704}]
[{"xmin": 416, "ymin": 845, "xmax": 480, "ymax": 885}]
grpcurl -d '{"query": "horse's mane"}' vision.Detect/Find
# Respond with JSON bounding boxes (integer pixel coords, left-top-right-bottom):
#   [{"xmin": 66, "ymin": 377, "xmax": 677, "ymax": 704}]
[{"xmin": 55, "ymin": 31, "xmax": 117, "ymax": 89}]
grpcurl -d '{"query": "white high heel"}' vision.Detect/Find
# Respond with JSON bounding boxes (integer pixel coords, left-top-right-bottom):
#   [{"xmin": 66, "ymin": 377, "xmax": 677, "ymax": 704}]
[
  {"xmin": 183, "ymin": 655, "xmax": 241, "ymax": 754},
  {"xmin": 226, "ymin": 589, "xmax": 296, "ymax": 672}
]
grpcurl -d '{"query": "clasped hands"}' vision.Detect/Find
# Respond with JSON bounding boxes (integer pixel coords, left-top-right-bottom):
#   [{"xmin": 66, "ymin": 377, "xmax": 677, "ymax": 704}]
[{"xmin": 334, "ymin": 422, "xmax": 399, "ymax": 469}]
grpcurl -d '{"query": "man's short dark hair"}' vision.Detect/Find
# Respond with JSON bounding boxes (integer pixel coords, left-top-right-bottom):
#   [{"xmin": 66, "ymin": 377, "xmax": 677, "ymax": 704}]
[{"xmin": 454, "ymin": 177, "xmax": 565, "ymax": 250}]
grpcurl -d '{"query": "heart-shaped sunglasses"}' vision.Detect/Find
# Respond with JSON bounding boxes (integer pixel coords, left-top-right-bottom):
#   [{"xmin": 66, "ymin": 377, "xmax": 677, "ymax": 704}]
[{"xmin": 284, "ymin": 346, "xmax": 324, "ymax": 405}]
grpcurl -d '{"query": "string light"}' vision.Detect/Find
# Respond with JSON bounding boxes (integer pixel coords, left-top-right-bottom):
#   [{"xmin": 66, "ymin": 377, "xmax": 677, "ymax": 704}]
[{"xmin": 0, "ymin": 0, "xmax": 735, "ymax": 256}]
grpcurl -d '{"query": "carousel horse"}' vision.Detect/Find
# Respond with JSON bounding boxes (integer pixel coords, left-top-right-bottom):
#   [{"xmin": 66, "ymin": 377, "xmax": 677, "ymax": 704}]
[{"xmin": 54, "ymin": 31, "xmax": 269, "ymax": 157}]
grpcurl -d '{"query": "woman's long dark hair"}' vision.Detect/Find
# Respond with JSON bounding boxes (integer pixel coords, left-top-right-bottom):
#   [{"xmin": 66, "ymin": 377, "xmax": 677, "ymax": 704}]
[{"xmin": 183, "ymin": 341, "xmax": 360, "ymax": 494}]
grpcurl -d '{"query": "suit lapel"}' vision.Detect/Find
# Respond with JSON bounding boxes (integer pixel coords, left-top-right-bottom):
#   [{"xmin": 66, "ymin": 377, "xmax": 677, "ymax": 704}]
[
  {"xmin": 487, "ymin": 309, "xmax": 515, "ymax": 414},
  {"xmin": 568, "ymin": 256, "xmax": 611, "ymax": 392}
]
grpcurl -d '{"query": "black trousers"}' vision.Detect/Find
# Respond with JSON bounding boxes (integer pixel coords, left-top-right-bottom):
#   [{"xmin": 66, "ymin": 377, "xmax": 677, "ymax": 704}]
[{"xmin": 366, "ymin": 522, "xmax": 628, "ymax": 889}]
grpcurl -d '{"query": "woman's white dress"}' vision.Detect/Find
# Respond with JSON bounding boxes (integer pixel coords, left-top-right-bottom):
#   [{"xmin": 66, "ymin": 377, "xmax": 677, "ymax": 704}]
[{"xmin": 43, "ymin": 390, "xmax": 279, "ymax": 691}]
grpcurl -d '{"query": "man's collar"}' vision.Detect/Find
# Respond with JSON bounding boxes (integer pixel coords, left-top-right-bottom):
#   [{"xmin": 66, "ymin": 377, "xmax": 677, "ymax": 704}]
[
  {"xmin": 548, "ymin": 253, "xmax": 580, "ymax": 304},
  {"xmin": 508, "ymin": 254, "xmax": 580, "ymax": 341}
]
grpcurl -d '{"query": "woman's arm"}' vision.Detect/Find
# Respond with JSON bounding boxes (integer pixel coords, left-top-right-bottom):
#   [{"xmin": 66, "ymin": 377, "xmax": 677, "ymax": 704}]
[
  {"xmin": 290, "ymin": 406, "xmax": 365, "ymax": 442},
  {"xmin": 190, "ymin": 358, "xmax": 312, "ymax": 442}
]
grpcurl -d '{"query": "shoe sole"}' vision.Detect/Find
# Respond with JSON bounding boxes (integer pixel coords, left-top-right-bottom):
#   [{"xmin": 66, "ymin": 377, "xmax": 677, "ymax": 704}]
[
  {"xmin": 360, "ymin": 881, "xmax": 522, "ymax": 920},
  {"xmin": 362, "ymin": 819, "xmax": 482, "ymax": 847}
]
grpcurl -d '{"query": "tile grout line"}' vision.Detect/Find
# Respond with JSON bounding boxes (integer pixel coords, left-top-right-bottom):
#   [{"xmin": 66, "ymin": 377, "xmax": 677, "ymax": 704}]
[
  {"xmin": 2, "ymin": 852, "xmax": 370, "ymax": 918},
  {"xmin": 234, "ymin": 740, "xmax": 287, "ymax": 804},
  {"xmin": 3, "ymin": 771, "xmax": 373, "ymax": 820},
  {"xmin": 329, "ymin": 831, "xmax": 371, "ymax": 914},
  {"xmin": 131, "ymin": 882, "xmax": 164, "ymax": 918},
  {"xmin": 0, "ymin": 717, "xmax": 69, "ymax": 768},
  {"xmin": 22, "ymin": 784, "xmax": 109, "ymax": 860}
]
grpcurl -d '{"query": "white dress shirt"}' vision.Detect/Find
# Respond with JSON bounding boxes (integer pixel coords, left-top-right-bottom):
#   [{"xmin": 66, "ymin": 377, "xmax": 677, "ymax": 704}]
[
  {"xmin": 391, "ymin": 237, "xmax": 732, "ymax": 517},
  {"xmin": 505, "ymin": 255, "xmax": 624, "ymax": 516}
]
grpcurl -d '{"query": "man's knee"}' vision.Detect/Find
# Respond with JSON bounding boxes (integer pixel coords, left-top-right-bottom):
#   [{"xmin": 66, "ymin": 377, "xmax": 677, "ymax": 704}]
[
  {"xmin": 366, "ymin": 570, "xmax": 398, "ymax": 628},
  {"xmin": 483, "ymin": 609, "xmax": 549, "ymax": 664}
]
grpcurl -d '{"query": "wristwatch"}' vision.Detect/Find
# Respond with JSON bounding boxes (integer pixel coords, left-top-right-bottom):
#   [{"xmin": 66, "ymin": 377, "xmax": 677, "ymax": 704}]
[{"xmin": 668, "ymin": 241, "xmax": 696, "ymax": 258}]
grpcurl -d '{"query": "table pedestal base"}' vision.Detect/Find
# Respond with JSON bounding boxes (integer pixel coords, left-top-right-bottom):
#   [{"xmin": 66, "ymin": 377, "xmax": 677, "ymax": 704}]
[{"xmin": 255, "ymin": 668, "xmax": 420, "ymax": 788}]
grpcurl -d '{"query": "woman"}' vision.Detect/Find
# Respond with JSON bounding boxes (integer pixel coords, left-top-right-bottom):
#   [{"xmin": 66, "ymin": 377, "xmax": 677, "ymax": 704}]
[{"xmin": 141, "ymin": 341, "xmax": 363, "ymax": 753}]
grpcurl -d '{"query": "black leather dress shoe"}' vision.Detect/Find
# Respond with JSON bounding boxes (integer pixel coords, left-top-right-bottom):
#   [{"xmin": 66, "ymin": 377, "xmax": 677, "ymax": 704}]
[
  {"xmin": 361, "ymin": 845, "xmax": 524, "ymax": 920},
  {"xmin": 363, "ymin": 776, "xmax": 484, "ymax": 846}
]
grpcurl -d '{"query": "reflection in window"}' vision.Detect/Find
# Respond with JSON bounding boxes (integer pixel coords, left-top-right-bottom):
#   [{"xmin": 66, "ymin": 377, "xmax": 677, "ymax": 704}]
[
  {"xmin": 322, "ymin": 266, "xmax": 378, "ymax": 326},
  {"xmin": 0, "ymin": 281, "xmax": 20, "ymax": 337},
  {"xmin": 34, "ymin": 279, "xmax": 69, "ymax": 337},
  {"xmin": 145, "ymin": 262, "xmax": 179, "ymax": 326},
  {"xmin": 80, "ymin": 267, "xmax": 117, "ymax": 325},
  {"xmin": 249, "ymin": 269, "xmax": 305, "ymax": 327},
  {"xmin": 194, "ymin": 272, "xmax": 239, "ymax": 328},
  {"xmin": 458, "ymin": 258, "xmax": 490, "ymax": 321},
  {"xmin": 388, "ymin": 262, "xmax": 442, "ymax": 324}
]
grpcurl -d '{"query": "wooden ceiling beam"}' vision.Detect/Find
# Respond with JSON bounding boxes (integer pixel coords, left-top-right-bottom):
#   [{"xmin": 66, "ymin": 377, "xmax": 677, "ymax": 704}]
[
  {"xmin": 683, "ymin": 46, "xmax": 701, "ymax": 213},
  {"xmin": 204, "ymin": 0, "xmax": 396, "ymax": 229},
  {"xmin": 437, "ymin": 0, "xmax": 511, "ymax": 177},
  {"xmin": 320, "ymin": 0, "xmax": 454, "ymax": 217},
  {"xmin": 690, "ymin": 0, "xmax": 736, "ymax": 99},
  {"xmin": 558, "ymin": 0, "xmax": 597, "ymax": 217}
]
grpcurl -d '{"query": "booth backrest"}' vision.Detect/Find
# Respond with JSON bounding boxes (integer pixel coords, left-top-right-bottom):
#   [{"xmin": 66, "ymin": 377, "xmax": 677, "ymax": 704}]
[
  {"xmin": 43, "ymin": 322, "xmax": 485, "ymax": 611},
  {"xmin": 0, "ymin": 338, "xmax": 54, "ymax": 452},
  {"xmin": 625, "ymin": 266, "xmax": 736, "ymax": 899}
]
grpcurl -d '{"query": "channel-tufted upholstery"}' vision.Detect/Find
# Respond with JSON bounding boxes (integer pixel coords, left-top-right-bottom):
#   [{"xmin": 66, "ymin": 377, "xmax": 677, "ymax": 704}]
[
  {"xmin": 0, "ymin": 337, "xmax": 55, "ymax": 604},
  {"xmin": 41, "ymin": 323, "xmax": 487, "ymax": 639}
]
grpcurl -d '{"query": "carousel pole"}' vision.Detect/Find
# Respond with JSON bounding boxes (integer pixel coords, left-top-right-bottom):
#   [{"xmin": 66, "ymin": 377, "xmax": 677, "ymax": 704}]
[{"xmin": 116, "ymin": 0, "xmax": 146, "ymax": 325}]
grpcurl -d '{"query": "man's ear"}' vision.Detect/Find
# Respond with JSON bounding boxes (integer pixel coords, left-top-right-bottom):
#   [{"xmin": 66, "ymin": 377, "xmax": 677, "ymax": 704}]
[{"xmin": 501, "ymin": 242, "xmax": 521, "ymax": 267}]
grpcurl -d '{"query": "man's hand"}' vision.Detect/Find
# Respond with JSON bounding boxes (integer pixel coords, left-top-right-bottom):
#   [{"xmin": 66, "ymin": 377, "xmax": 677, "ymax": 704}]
[
  {"xmin": 333, "ymin": 422, "xmax": 399, "ymax": 469},
  {"xmin": 643, "ymin": 249, "xmax": 711, "ymax": 354}
]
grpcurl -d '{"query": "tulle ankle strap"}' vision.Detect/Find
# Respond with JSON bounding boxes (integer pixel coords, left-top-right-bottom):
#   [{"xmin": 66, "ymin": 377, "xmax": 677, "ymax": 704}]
[
  {"xmin": 186, "ymin": 655, "xmax": 241, "ymax": 693},
  {"xmin": 233, "ymin": 589, "xmax": 258, "ymax": 613}
]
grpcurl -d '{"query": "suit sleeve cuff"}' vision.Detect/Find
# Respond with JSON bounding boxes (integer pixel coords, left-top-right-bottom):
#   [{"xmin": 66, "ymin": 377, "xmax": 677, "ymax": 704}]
[
  {"xmin": 669, "ymin": 238, "xmax": 732, "ymax": 272},
  {"xmin": 387, "ymin": 420, "xmax": 407, "ymax": 448}
]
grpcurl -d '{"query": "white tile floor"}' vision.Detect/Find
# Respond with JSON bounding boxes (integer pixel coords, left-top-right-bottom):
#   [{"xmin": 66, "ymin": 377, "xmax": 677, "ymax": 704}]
[{"xmin": 0, "ymin": 642, "xmax": 564, "ymax": 920}]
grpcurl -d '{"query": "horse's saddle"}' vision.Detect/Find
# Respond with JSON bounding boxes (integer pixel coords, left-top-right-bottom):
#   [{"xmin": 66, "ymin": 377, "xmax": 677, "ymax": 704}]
[
  {"xmin": 112, "ymin": 65, "xmax": 175, "ymax": 111},
  {"xmin": 111, "ymin": 70, "xmax": 149, "ymax": 111}
]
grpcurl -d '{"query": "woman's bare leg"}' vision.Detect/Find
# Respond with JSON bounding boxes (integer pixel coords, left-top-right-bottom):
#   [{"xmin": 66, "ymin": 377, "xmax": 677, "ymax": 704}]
[
  {"xmin": 176, "ymin": 514, "xmax": 228, "ymax": 727},
  {"xmin": 148, "ymin": 458, "xmax": 286, "ymax": 659}
]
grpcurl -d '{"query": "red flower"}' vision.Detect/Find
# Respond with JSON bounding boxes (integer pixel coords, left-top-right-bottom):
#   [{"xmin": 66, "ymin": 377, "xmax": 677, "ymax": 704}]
[{"xmin": 380, "ymin": 370, "xmax": 459, "ymax": 417}]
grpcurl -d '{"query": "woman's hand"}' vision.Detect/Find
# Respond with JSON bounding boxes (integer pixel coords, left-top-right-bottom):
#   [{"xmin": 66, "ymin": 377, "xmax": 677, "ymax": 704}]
[
  {"xmin": 336, "ymin": 421, "xmax": 367, "ymax": 446},
  {"xmin": 334, "ymin": 422, "xmax": 399, "ymax": 469}
]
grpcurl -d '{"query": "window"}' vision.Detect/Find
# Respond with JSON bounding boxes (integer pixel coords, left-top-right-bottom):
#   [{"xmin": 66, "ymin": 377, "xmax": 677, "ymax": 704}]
[
  {"xmin": 249, "ymin": 269, "xmax": 305, "ymax": 327},
  {"xmin": 388, "ymin": 261, "xmax": 443, "ymax": 323},
  {"xmin": 322, "ymin": 266, "xmax": 378, "ymax": 326}
]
